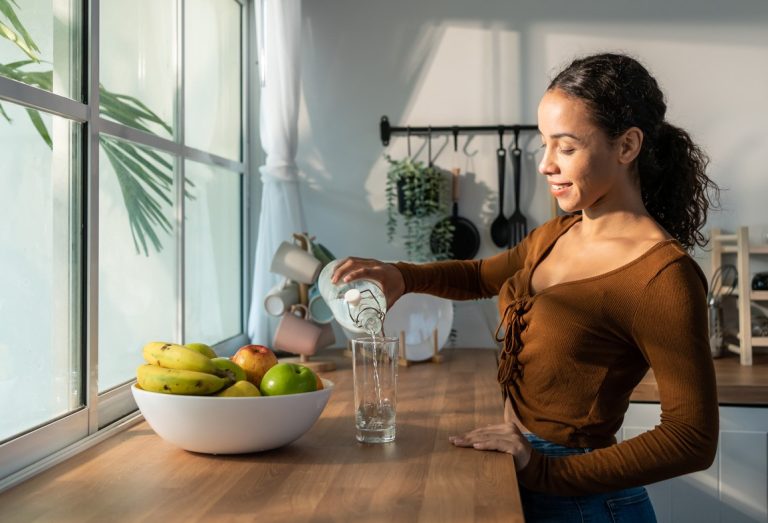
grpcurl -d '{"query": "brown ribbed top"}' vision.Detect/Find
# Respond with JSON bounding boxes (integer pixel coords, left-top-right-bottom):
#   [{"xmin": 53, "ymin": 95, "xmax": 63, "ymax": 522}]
[{"xmin": 394, "ymin": 214, "xmax": 719, "ymax": 495}]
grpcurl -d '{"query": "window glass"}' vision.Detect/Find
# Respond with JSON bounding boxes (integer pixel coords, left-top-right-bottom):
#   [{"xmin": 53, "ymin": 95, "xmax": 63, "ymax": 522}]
[
  {"xmin": 100, "ymin": 0, "xmax": 176, "ymax": 138},
  {"xmin": 0, "ymin": 101, "xmax": 82, "ymax": 441},
  {"xmin": 184, "ymin": 161, "xmax": 241, "ymax": 344},
  {"xmin": 185, "ymin": 0, "xmax": 241, "ymax": 160},
  {"xmin": 0, "ymin": 0, "xmax": 81, "ymax": 100},
  {"xmin": 98, "ymin": 136, "xmax": 176, "ymax": 392}
]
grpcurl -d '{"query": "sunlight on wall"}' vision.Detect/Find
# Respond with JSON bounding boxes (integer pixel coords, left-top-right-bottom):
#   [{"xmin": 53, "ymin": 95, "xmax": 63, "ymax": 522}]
[{"xmin": 366, "ymin": 23, "xmax": 524, "ymax": 235}]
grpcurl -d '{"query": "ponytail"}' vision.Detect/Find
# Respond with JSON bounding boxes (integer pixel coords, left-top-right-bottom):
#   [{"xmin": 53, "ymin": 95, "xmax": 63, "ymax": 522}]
[{"xmin": 639, "ymin": 122, "xmax": 719, "ymax": 250}]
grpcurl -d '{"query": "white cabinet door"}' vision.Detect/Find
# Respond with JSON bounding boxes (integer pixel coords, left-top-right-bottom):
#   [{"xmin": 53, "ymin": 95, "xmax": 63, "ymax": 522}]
[{"xmin": 622, "ymin": 403, "xmax": 768, "ymax": 523}]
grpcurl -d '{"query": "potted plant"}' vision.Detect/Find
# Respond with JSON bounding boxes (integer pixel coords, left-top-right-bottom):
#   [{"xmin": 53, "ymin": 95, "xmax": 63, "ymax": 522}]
[{"xmin": 385, "ymin": 155, "xmax": 452, "ymax": 261}]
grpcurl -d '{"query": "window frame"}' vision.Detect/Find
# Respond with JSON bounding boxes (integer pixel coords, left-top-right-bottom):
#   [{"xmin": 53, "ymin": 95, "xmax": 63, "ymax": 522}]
[{"xmin": 0, "ymin": 0, "xmax": 253, "ymax": 491}]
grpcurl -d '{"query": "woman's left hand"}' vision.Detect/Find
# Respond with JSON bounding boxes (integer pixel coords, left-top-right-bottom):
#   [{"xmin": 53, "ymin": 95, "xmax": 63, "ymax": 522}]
[{"xmin": 449, "ymin": 422, "xmax": 533, "ymax": 471}]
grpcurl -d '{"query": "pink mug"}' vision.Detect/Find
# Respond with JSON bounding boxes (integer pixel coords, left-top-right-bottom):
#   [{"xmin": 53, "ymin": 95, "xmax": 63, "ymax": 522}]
[{"xmin": 273, "ymin": 305, "xmax": 324, "ymax": 356}]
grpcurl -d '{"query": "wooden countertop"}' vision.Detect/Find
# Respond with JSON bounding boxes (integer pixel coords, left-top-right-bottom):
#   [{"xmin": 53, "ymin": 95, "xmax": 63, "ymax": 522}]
[
  {"xmin": 0, "ymin": 349, "xmax": 523, "ymax": 523},
  {"xmin": 631, "ymin": 352, "xmax": 768, "ymax": 405}
]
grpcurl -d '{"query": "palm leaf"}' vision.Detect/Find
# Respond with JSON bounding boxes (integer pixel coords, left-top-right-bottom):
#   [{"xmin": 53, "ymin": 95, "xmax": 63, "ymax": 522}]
[
  {"xmin": 0, "ymin": 61, "xmax": 51, "ymax": 90},
  {"xmin": 102, "ymin": 137, "xmax": 173, "ymax": 255},
  {"xmin": 0, "ymin": 102, "xmax": 10, "ymax": 122},
  {"xmin": 25, "ymin": 107, "xmax": 51, "ymax": 147},
  {"xmin": 100, "ymin": 86, "xmax": 172, "ymax": 137},
  {"xmin": 104, "ymin": 139, "xmax": 173, "ymax": 205},
  {"xmin": 0, "ymin": 20, "xmax": 38, "ymax": 62},
  {"xmin": 108, "ymin": 91, "xmax": 173, "ymax": 135},
  {"xmin": 0, "ymin": 1, "xmax": 184, "ymax": 256},
  {"xmin": 0, "ymin": 0, "xmax": 40, "ymax": 59}
]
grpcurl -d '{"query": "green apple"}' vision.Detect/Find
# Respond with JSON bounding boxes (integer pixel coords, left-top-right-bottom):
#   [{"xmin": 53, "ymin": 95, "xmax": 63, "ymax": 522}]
[
  {"xmin": 184, "ymin": 342, "xmax": 217, "ymax": 359},
  {"xmin": 259, "ymin": 363, "xmax": 318, "ymax": 396},
  {"xmin": 211, "ymin": 357, "xmax": 247, "ymax": 383},
  {"xmin": 215, "ymin": 380, "xmax": 261, "ymax": 397}
]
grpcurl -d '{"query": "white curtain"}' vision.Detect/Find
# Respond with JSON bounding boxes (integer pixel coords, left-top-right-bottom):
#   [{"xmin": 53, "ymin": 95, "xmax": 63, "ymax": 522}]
[{"xmin": 247, "ymin": 0, "xmax": 306, "ymax": 344}]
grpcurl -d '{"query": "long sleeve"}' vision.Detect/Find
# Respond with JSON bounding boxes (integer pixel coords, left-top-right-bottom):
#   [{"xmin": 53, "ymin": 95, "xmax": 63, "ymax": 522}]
[
  {"xmin": 516, "ymin": 257, "xmax": 719, "ymax": 495},
  {"xmin": 393, "ymin": 223, "xmax": 547, "ymax": 300}
]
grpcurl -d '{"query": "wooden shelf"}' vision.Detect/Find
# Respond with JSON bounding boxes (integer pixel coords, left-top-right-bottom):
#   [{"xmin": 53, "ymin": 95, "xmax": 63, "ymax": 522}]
[
  {"xmin": 714, "ymin": 290, "xmax": 768, "ymax": 300},
  {"xmin": 721, "ymin": 244, "xmax": 768, "ymax": 254},
  {"xmin": 711, "ymin": 226, "xmax": 768, "ymax": 365}
]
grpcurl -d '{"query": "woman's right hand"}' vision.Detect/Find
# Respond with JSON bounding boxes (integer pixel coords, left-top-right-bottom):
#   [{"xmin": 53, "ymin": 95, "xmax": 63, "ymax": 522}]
[{"xmin": 331, "ymin": 257, "xmax": 406, "ymax": 308}]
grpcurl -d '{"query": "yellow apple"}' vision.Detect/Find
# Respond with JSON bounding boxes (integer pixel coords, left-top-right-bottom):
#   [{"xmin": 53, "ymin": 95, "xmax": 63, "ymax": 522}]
[{"xmin": 215, "ymin": 380, "xmax": 261, "ymax": 397}]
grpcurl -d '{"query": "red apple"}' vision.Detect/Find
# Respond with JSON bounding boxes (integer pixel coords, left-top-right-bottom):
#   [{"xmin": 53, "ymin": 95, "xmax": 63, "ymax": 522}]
[{"xmin": 231, "ymin": 345, "xmax": 278, "ymax": 387}]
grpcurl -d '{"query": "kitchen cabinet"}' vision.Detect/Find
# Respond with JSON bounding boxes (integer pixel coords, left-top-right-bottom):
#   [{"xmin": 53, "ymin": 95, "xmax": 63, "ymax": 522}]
[
  {"xmin": 711, "ymin": 227, "xmax": 768, "ymax": 365},
  {"xmin": 621, "ymin": 403, "xmax": 768, "ymax": 523}
]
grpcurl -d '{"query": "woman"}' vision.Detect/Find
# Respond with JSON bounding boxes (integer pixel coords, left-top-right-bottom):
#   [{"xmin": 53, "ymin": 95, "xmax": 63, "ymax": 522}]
[{"xmin": 332, "ymin": 53, "xmax": 720, "ymax": 522}]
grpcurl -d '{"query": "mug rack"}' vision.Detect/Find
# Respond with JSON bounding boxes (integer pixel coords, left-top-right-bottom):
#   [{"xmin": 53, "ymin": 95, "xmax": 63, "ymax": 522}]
[{"xmin": 278, "ymin": 232, "xmax": 337, "ymax": 373}]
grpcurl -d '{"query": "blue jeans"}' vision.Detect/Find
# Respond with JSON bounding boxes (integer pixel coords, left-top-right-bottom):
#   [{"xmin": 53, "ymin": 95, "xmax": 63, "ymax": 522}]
[{"xmin": 520, "ymin": 434, "xmax": 657, "ymax": 523}]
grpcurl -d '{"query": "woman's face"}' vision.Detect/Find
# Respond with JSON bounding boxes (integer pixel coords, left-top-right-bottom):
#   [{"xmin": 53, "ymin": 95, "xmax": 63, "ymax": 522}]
[{"xmin": 537, "ymin": 89, "xmax": 637, "ymax": 214}]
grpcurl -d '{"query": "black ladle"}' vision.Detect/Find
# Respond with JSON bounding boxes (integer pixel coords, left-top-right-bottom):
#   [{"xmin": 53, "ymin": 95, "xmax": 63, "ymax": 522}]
[
  {"xmin": 508, "ymin": 130, "xmax": 528, "ymax": 247},
  {"xmin": 490, "ymin": 130, "xmax": 510, "ymax": 247}
]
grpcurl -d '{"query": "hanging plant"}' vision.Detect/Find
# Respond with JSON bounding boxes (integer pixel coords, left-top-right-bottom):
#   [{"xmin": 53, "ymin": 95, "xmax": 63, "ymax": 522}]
[{"xmin": 385, "ymin": 155, "xmax": 452, "ymax": 261}]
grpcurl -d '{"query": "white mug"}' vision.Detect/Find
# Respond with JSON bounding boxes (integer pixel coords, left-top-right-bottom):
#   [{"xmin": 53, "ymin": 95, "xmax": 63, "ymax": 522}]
[
  {"xmin": 263, "ymin": 279, "xmax": 300, "ymax": 317},
  {"xmin": 270, "ymin": 241, "xmax": 322, "ymax": 284}
]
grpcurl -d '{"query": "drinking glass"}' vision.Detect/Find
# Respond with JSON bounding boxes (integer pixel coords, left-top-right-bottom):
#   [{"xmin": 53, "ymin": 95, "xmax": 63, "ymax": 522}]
[{"xmin": 352, "ymin": 336, "xmax": 399, "ymax": 443}]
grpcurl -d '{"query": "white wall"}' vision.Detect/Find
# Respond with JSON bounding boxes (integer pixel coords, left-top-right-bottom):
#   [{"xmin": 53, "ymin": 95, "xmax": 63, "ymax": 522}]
[{"xmin": 296, "ymin": 0, "xmax": 768, "ymax": 348}]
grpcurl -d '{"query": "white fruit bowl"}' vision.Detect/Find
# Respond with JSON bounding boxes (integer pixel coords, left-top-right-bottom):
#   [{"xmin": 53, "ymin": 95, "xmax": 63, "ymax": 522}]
[{"xmin": 131, "ymin": 379, "xmax": 334, "ymax": 454}]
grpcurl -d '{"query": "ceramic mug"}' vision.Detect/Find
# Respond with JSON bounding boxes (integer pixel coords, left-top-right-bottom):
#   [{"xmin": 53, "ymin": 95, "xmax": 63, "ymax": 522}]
[
  {"xmin": 307, "ymin": 285, "xmax": 334, "ymax": 324},
  {"xmin": 273, "ymin": 305, "xmax": 324, "ymax": 356},
  {"xmin": 317, "ymin": 321, "xmax": 336, "ymax": 348},
  {"xmin": 270, "ymin": 241, "xmax": 322, "ymax": 284},
  {"xmin": 263, "ymin": 278, "xmax": 300, "ymax": 317}
]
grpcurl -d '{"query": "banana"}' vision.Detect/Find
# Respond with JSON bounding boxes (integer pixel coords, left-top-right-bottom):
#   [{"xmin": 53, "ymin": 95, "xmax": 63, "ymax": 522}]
[
  {"xmin": 142, "ymin": 342, "xmax": 218, "ymax": 374},
  {"xmin": 184, "ymin": 342, "xmax": 218, "ymax": 359},
  {"xmin": 136, "ymin": 364, "xmax": 228, "ymax": 395},
  {"xmin": 211, "ymin": 357, "xmax": 247, "ymax": 382}
]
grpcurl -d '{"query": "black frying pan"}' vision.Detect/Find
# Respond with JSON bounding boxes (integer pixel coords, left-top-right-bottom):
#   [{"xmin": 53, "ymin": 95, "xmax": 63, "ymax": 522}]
[{"xmin": 430, "ymin": 168, "xmax": 480, "ymax": 260}]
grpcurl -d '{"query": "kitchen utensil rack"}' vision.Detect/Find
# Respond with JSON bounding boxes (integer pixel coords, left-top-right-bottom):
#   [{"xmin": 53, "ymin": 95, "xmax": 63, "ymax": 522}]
[
  {"xmin": 379, "ymin": 116, "xmax": 562, "ymax": 219},
  {"xmin": 711, "ymin": 226, "xmax": 768, "ymax": 365},
  {"xmin": 379, "ymin": 115, "xmax": 538, "ymax": 147}
]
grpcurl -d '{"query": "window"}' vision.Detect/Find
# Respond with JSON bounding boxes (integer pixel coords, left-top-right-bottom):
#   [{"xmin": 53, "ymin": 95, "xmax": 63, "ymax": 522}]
[
  {"xmin": 0, "ymin": 103, "xmax": 83, "ymax": 443},
  {"xmin": 0, "ymin": 0, "xmax": 251, "ymax": 488},
  {"xmin": 184, "ymin": 161, "xmax": 243, "ymax": 345}
]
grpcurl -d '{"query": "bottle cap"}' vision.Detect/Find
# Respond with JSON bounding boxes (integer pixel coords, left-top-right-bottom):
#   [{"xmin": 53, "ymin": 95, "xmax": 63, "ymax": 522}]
[{"xmin": 344, "ymin": 288, "xmax": 362, "ymax": 306}]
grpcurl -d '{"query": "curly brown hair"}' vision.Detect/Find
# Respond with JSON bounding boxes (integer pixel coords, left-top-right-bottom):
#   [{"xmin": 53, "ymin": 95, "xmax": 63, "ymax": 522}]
[{"xmin": 548, "ymin": 53, "xmax": 720, "ymax": 251}]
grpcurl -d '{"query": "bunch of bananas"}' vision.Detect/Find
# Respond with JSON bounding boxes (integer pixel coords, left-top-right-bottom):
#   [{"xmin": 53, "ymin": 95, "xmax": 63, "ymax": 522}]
[{"xmin": 137, "ymin": 342, "xmax": 239, "ymax": 395}]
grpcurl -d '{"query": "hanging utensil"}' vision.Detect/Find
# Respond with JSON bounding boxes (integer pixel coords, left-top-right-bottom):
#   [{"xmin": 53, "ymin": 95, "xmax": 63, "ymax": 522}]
[
  {"xmin": 431, "ymin": 130, "xmax": 480, "ymax": 260},
  {"xmin": 508, "ymin": 130, "xmax": 528, "ymax": 247},
  {"xmin": 430, "ymin": 167, "xmax": 480, "ymax": 260},
  {"xmin": 490, "ymin": 129, "xmax": 510, "ymax": 247}
]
